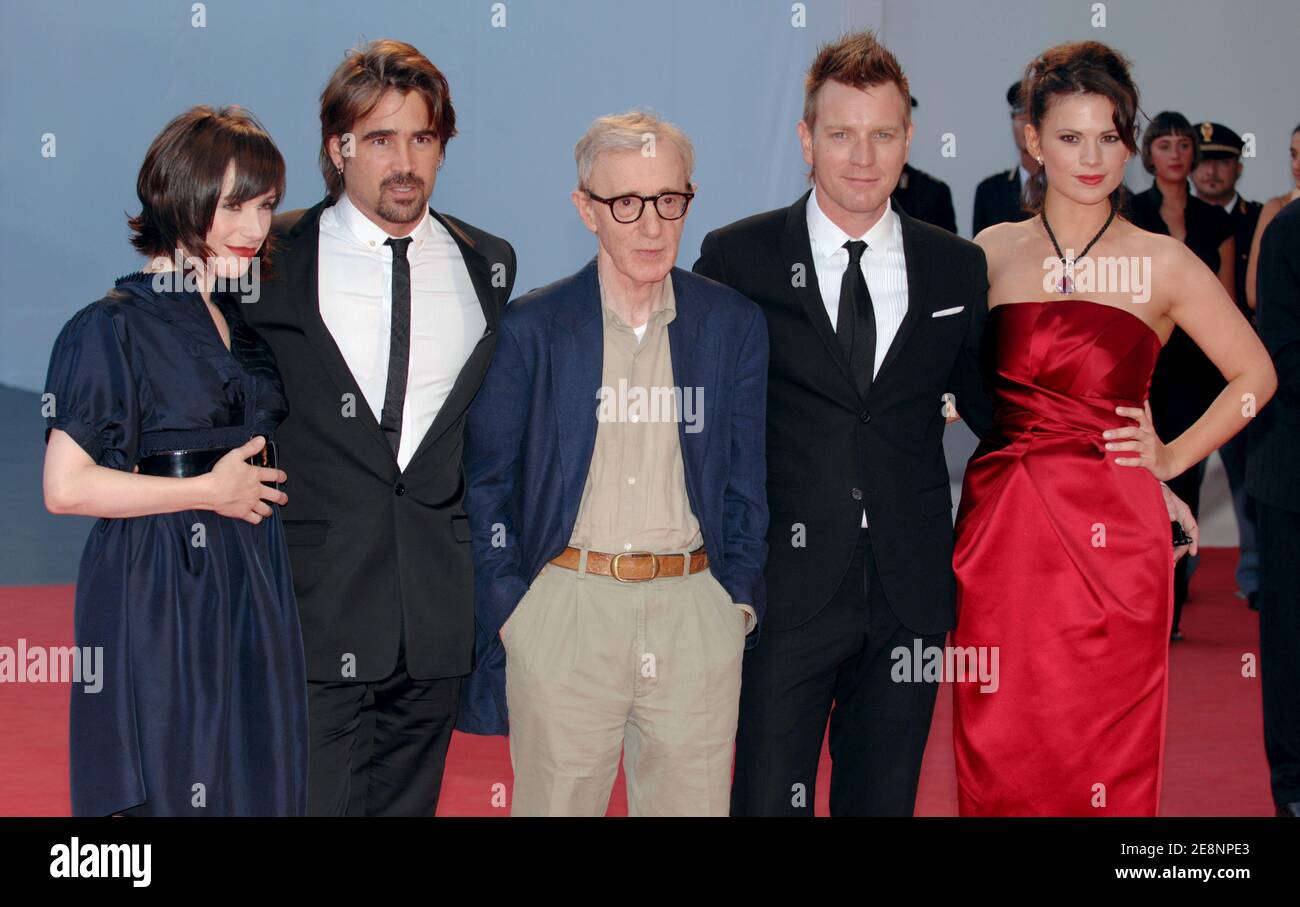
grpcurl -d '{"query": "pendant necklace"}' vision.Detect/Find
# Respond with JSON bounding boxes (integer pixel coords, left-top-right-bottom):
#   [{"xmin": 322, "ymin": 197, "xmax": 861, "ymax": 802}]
[{"xmin": 1041, "ymin": 200, "xmax": 1116, "ymax": 294}]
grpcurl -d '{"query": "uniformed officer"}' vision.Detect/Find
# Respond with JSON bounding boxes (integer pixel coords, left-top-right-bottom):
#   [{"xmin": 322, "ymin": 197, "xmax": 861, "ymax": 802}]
[
  {"xmin": 971, "ymin": 81, "xmax": 1038, "ymax": 236},
  {"xmin": 1192, "ymin": 121, "xmax": 1262, "ymax": 313},
  {"xmin": 1192, "ymin": 121, "xmax": 1264, "ymax": 611}
]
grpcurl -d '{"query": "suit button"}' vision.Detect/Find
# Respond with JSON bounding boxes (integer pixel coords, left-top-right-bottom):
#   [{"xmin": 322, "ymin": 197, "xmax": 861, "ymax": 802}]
[
  {"xmin": 395, "ymin": 482, "xmax": 406, "ymax": 496},
  {"xmin": 859, "ymin": 411, "xmax": 871, "ymax": 423},
  {"xmin": 850, "ymin": 487, "xmax": 863, "ymax": 501}
]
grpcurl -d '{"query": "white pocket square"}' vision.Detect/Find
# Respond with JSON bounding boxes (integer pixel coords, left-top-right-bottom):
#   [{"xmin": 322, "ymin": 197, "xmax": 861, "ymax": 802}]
[{"xmin": 931, "ymin": 306, "xmax": 965, "ymax": 318}]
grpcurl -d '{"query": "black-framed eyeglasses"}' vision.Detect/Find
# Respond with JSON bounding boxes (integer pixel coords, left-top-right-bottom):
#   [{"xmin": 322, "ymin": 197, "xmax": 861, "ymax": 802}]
[{"xmin": 585, "ymin": 189, "xmax": 695, "ymax": 223}]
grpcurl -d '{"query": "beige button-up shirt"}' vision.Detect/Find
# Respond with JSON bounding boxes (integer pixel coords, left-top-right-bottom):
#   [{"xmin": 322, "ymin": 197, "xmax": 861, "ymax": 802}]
[{"xmin": 567, "ymin": 268, "xmax": 755, "ymax": 632}]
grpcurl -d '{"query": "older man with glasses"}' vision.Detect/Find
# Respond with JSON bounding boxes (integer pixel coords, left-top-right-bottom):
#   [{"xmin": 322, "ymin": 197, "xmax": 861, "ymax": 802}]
[{"xmin": 458, "ymin": 110, "xmax": 769, "ymax": 816}]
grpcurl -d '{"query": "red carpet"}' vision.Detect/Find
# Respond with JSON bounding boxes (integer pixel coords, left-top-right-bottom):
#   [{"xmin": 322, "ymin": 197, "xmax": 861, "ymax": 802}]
[{"xmin": 0, "ymin": 548, "xmax": 1274, "ymax": 816}]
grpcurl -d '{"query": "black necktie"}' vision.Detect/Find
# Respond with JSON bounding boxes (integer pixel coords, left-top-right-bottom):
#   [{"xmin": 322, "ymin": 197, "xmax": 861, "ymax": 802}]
[
  {"xmin": 837, "ymin": 239, "xmax": 876, "ymax": 397},
  {"xmin": 380, "ymin": 236, "xmax": 413, "ymax": 457}
]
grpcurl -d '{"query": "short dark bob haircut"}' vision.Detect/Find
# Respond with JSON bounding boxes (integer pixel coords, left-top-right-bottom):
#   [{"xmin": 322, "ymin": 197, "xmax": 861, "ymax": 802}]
[
  {"xmin": 1140, "ymin": 111, "xmax": 1200, "ymax": 176},
  {"xmin": 127, "ymin": 105, "xmax": 286, "ymax": 275}
]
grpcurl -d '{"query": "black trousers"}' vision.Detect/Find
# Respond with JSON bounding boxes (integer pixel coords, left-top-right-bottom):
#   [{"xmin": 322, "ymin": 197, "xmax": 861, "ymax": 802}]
[
  {"xmin": 731, "ymin": 529, "xmax": 945, "ymax": 816},
  {"xmin": 1256, "ymin": 500, "xmax": 1300, "ymax": 807},
  {"xmin": 305, "ymin": 632, "xmax": 461, "ymax": 817}
]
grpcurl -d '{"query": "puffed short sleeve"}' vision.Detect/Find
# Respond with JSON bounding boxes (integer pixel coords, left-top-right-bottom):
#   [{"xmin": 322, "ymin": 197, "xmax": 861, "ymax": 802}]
[{"xmin": 43, "ymin": 302, "xmax": 141, "ymax": 470}]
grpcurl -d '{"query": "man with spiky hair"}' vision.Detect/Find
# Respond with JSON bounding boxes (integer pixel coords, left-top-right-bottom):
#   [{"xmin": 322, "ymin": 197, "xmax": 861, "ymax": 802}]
[{"xmin": 696, "ymin": 30, "xmax": 993, "ymax": 816}]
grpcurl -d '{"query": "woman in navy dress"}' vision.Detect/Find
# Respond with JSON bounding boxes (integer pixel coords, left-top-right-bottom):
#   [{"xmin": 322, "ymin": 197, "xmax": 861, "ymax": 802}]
[{"xmin": 41, "ymin": 106, "xmax": 308, "ymax": 815}]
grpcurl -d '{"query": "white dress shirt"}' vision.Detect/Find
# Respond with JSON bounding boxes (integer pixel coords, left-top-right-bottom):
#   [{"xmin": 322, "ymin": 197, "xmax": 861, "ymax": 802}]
[
  {"xmin": 806, "ymin": 186, "xmax": 910, "ymax": 527},
  {"xmin": 318, "ymin": 192, "xmax": 485, "ymax": 471}
]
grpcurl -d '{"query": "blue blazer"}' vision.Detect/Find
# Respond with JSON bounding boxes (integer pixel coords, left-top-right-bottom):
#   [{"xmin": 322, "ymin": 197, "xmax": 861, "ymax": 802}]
[{"xmin": 456, "ymin": 259, "xmax": 770, "ymax": 735}]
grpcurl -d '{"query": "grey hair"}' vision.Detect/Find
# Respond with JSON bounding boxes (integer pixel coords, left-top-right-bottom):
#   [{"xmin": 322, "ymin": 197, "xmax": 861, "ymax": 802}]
[{"xmin": 574, "ymin": 110, "xmax": 695, "ymax": 190}]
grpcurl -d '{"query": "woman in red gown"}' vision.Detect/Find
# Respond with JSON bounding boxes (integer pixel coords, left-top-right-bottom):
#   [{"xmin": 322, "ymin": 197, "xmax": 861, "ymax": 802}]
[{"xmin": 953, "ymin": 42, "xmax": 1277, "ymax": 816}]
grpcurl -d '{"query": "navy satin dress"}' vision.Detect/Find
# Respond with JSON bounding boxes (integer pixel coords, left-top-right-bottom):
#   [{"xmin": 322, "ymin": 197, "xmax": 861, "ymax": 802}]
[{"xmin": 43, "ymin": 271, "xmax": 308, "ymax": 816}]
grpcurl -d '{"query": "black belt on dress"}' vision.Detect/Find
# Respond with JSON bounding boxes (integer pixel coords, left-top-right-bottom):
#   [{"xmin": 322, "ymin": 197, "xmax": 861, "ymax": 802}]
[{"xmin": 137, "ymin": 439, "xmax": 277, "ymax": 479}]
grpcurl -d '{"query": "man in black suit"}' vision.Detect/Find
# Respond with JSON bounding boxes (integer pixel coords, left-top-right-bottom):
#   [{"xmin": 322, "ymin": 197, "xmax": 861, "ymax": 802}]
[
  {"xmin": 694, "ymin": 30, "xmax": 992, "ymax": 816},
  {"xmin": 244, "ymin": 40, "xmax": 516, "ymax": 816},
  {"xmin": 1245, "ymin": 198, "xmax": 1300, "ymax": 817},
  {"xmin": 971, "ymin": 81, "xmax": 1037, "ymax": 236},
  {"xmin": 1194, "ymin": 122, "xmax": 1264, "ymax": 609}
]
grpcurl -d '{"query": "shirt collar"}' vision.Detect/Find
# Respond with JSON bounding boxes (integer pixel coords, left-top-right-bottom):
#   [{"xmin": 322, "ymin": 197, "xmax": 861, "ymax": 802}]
[
  {"xmin": 332, "ymin": 190, "xmax": 432, "ymax": 253},
  {"xmin": 1219, "ymin": 192, "xmax": 1240, "ymax": 214},
  {"xmin": 806, "ymin": 185, "xmax": 900, "ymax": 260}
]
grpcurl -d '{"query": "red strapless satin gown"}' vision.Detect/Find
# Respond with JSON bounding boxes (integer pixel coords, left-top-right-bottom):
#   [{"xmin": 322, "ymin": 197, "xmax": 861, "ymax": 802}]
[{"xmin": 952, "ymin": 300, "xmax": 1173, "ymax": 816}]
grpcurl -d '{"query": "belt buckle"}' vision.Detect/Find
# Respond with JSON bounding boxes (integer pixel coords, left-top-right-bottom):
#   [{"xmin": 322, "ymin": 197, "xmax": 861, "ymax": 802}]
[
  {"xmin": 610, "ymin": 551, "xmax": 659, "ymax": 582},
  {"xmin": 249, "ymin": 440, "xmax": 279, "ymax": 489},
  {"xmin": 247, "ymin": 439, "xmax": 276, "ymax": 467}
]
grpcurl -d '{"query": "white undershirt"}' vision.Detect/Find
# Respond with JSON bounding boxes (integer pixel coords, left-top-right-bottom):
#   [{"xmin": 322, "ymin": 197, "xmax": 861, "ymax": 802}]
[
  {"xmin": 806, "ymin": 187, "xmax": 910, "ymax": 527},
  {"xmin": 318, "ymin": 192, "xmax": 485, "ymax": 471}
]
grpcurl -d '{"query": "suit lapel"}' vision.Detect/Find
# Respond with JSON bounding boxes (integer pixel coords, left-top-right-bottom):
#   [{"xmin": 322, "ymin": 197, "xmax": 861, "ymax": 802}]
[
  {"xmin": 781, "ymin": 190, "xmax": 861, "ymax": 399},
  {"xmin": 406, "ymin": 209, "xmax": 502, "ymax": 466},
  {"xmin": 873, "ymin": 206, "xmax": 928, "ymax": 384},
  {"xmin": 285, "ymin": 198, "xmax": 394, "ymax": 463},
  {"xmin": 668, "ymin": 269, "xmax": 719, "ymax": 514},
  {"xmin": 551, "ymin": 261, "xmax": 604, "ymax": 534}
]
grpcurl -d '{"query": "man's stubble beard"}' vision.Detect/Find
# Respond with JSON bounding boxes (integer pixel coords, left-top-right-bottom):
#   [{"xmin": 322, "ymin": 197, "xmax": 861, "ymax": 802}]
[
  {"xmin": 376, "ymin": 192, "xmax": 429, "ymax": 224},
  {"xmin": 374, "ymin": 173, "xmax": 430, "ymax": 224}
]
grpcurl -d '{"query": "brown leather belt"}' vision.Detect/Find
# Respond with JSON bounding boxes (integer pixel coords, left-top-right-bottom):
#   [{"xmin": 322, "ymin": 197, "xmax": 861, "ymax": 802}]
[{"xmin": 549, "ymin": 546, "xmax": 709, "ymax": 582}]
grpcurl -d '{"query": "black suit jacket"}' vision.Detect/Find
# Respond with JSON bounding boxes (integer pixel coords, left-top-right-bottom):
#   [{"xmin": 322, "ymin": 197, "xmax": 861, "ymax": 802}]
[
  {"xmin": 694, "ymin": 191, "xmax": 992, "ymax": 635},
  {"xmin": 1247, "ymin": 198, "xmax": 1300, "ymax": 513},
  {"xmin": 1226, "ymin": 194, "xmax": 1263, "ymax": 317},
  {"xmin": 891, "ymin": 164, "xmax": 957, "ymax": 234},
  {"xmin": 244, "ymin": 196, "xmax": 516, "ymax": 682},
  {"xmin": 972, "ymin": 167, "xmax": 1031, "ymax": 236}
]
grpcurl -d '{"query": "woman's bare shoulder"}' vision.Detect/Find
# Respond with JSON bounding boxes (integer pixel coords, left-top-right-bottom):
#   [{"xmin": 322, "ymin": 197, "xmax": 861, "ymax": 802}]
[{"xmin": 1262, "ymin": 193, "xmax": 1297, "ymax": 216}]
